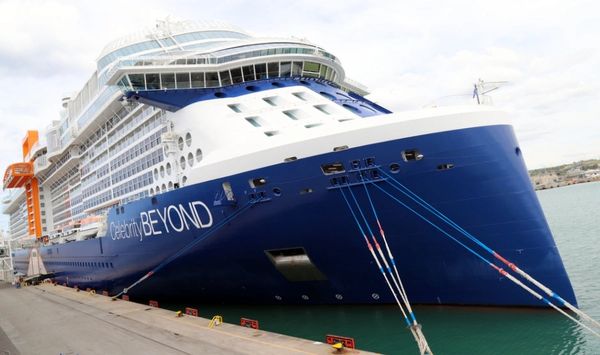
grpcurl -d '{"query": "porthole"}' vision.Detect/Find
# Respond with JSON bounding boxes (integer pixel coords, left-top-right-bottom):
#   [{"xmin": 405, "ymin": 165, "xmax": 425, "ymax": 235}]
[
  {"xmin": 196, "ymin": 149, "xmax": 203, "ymax": 162},
  {"xmin": 301, "ymin": 294, "xmax": 309, "ymax": 300},
  {"xmin": 335, "ymin": 294, "xmax": 343, "ymax": 300},
  {"xmin": 214, "ymin": 92, "xmax": 227, "ymax": 98},
  {"xmin": 187, "ymin": 152, "xmax": 194, "ymax": 167},
  {"xmin": 180, "ymin": 156, "xmax": 186, "ymax": 170},
  {"xmin": 272, "ymin": 187, "xmax": 282, "ymax": 196},
  {"xmin": 159, "ymin": 165, "xmax": 165, "ymax": 178},
  {"xmin": 168, "ymin": 181, "xmax": 173, "ymax": 190},
  {"xmin": 185, "ymin": 132, "xmax": 192, "ymax": 147},
  {"xmin": 275, "ymin": 295, "xmax": 282, "ymax": 301},
  {"xmin": 150, "ymin": 188, "xmax": 154, "ymax": 195},
  {"xmin": 153, "ymin": 168, "xmax": 159, "ymax": 180},
  {"xmin": 156, "ymin": 185, "xmax": 160, "ymax": 193},
  {"xmin": 178, "ymin": 137, "xmax": 184, "ymax": 151},
  {"xmin": 166, "ymin": 162, "xmax": 172, "ymax": 175},
  {"xmin": 389, "ymin": 163, "xmax": 400, "ymax": 173},
  {"xmin": 271, "ymin": 82, "xmax": 284, "ymax": 87},
  {"xmin": 161, "ymin": 183, "xmax": 167, "ymax": 191},
  {"xmin": 372, "ymin": 293, "xmax": 380, "ymax": 300}
]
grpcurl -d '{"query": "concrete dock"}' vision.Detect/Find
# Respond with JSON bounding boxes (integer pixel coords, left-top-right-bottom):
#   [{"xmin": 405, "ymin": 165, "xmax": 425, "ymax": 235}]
[{"xmin": 0, "ymin": 282, "xmax": 377, "ymax": 355}]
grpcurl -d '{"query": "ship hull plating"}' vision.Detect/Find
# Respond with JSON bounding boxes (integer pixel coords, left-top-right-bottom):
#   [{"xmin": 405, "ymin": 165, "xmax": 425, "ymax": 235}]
[{"xmin": 13, "ymin": 124, "xmax": 577, "ymax": 306}]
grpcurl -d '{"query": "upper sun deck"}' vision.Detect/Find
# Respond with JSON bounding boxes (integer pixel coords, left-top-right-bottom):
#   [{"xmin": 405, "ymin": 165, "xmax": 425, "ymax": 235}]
[{"xmin": 96, "ymin": 19, "xmax": 251, "ymax": 73}]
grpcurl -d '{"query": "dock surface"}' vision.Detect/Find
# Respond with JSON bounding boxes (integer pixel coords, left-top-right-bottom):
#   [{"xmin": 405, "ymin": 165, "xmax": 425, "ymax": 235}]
[{"xmin": 0, "ymin": 282, "xmax": 377, "ymax": 355}]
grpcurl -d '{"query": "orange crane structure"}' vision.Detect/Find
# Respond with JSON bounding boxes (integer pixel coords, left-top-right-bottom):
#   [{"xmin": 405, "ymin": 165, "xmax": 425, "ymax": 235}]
[{"xmin": 3, "ymin": 131, "xmax": 42, "ymax": 238}]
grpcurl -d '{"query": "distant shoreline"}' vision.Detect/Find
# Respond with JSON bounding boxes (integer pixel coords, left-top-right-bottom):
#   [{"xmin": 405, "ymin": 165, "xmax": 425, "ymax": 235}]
[{"xmin": 529, "ymin": 159, "xmax": 600, "ymax": 191}]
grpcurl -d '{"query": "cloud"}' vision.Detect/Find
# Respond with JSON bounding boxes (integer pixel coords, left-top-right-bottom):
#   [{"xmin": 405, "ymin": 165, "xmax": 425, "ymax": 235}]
[{"xmin": 1, "ymin": 0, "xmax": 599, "ymax": 232}]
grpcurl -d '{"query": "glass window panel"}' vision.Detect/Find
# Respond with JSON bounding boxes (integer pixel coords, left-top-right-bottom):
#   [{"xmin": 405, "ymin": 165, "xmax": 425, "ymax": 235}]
[
  {"xmin": 320, "ymin": 65, "xmax": 327, "ymax": 78},
  {"xmin": 231, "ymin": 68, "xmax": 243, "ymax": 83},
  {"xmin": 267, "ymin": 62, "xmax": 279, "ymax": 78},
  {"xmin": 280, "ymin": 62, "xmax": 291, "ymax": 77},
  {"xmin": 243, "ymin": 65, "xmax": 255, "ymax": 81},
  {"xmin": 186, "ymin": 58, "xmax": 197, "ymax": 65},
  {"xmin": 161, "ymin": 73, "xmax": 175, "ymax": 89},
  {"xmin": 145, "ymin": 73, "xmax": 160, "ymax": 90},
  {"xmin": 129, "ymin": 74, "xmax": 145, "ymax": 90},
  {"xmin": 191, "ymin": 72, "xmax": 205, "ymax": 88},
  {"xmin": 255, "ymin": 63, "xmax": 267, "ymax": 79},
  {"xmin": 292, "ymin": 62, "xmax": 302, "ymax": 76},
  {"xmin": 205, "ymin": 72, "xmax": 219, "ymax": 87},
  {"xmin": 176, "ymin": 73, "xmax": 191, "ymax": 89},
  {"xmin": 304, "ymin": 61, "xmax": 320, "ymax": 73},
  {"xmin": 219, "ymin": 70, "xmax": 232, "ymax": 86}
]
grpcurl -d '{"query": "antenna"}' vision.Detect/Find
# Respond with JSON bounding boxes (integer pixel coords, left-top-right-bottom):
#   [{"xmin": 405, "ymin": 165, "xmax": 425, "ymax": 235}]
[{"xmin": 473, "ymin": 78, "xmax": 509, "ymax": 105}]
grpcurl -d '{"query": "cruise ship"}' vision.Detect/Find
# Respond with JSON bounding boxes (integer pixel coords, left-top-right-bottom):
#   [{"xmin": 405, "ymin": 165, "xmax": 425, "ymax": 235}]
[{"xmin": 3, "ymin": 20, "xmax": 576, "ymax": 306}]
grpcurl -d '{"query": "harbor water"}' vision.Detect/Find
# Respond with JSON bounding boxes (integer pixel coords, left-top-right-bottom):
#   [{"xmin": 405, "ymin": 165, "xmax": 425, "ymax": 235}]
[{"xmin": 168, "ymin": 181, "xmax": 600, "ymax": 354}]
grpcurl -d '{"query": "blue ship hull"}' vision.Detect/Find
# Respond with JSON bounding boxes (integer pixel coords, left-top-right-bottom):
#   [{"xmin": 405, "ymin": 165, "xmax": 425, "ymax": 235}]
[{"xmin": 13, "ymin": 124, "xmax": 577, "ymax": 307}]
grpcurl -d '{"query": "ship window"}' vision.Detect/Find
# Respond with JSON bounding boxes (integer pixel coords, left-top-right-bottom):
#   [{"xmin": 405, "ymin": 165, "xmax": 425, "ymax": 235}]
[
  {"xmin": 196, "ymin": 149, "xmax": 203, "ymax": 162},
  {"xmin": 245, "ymin": 116, "xmax": 263, "ymax": 127},
  {"xmin": 176, "ymin": 73, "xmax": 191, "ymax": 89},
  {"xmin": 291, "ymin": 62, "xmax": 302, "ymax": 76},
  {"xmin": 191, "ymin": 72, "xmax": 204, "ymax": 88},
  {"xmin": 187, "ymin": 153, "xmax": 194, "ymax": 167},
  {"xmin": 159, "ymin": 165, "xmax": 165, "ymax": 178},
  {"xmin": 402, "ymin": 149, "xmax": 423, "ymax": 161},
  {"xmin": 315, "ymin": 105, "xmax": 332, "ymax": 115},
  {"xmin": 161, "ymin": 183, "xmax": 167, "ymax": 191},
  {"xmin": 228, "ymin": 104, "xmax": 243, "ymax": 113},
  {"xmin": 437, "ymin": 163, "xmax": 454, "ymax": 171},
  {"xmin": 219, "ymin": 70, "xmax": 232, "ymax": 86},
  {"xmin": 267, "ymin": 62, "xmax": 279, "ymax": 78},
  {"xmin": 389, "ymin": 163, "xmax": 400, "ymax": 173},
  {"xmin": 264, "ymin": 131, "xmax": 279, "ymax": 137},
  {"xmin": 243, "ymin": 65, "xmax": 255, "ymax": 81},
  {"xmin": 280, "ymin": 62, "xmax": 291, "ymax": 77},
  {"xmin": 166, "ymin": 163, "xmax": 172, "ymax": 175},
  {"xmin": 305, "ymin": 123, "xmax": 323, "ymax": 128},
  {"xmin": 303, "ymin": 61, "xmax": 320, "ymax": 73},
  {"xmin": 321, "ymin": 162, "xmax": 345, "ymax": 175},
  {"xmin": 231, "ymin": 68, "xmax": 243, "ymax": 83},
  {"xmin": 299, "ymin": 188, "xmax": 313, "ymax": 194},
  {"xmin": 182, "ymin": 176, "xmax": 187, "ymax": 186},
  {"xmin": 319, "ymin": 92, "xmax": 336, "ymax": 100},
  {"xmin": 168, "ymin": 181, "xmax": 173, "ymax": 190},
  {"xmin": 282, "ymin": 109, "xmax": 303, "ymax": 120},
  {"xmin": 284, "ymin": 156, "xmax": 297, "ymax": 162},
  {"xmin": 180, "ymin": 156, "xmax": 186, "ymax": 170},
  {"xmin": 222, "ymin": 181, "xmax": 235, "ymax": 201},
  {"xmin": 185, "ymin": 133, "xmax": 192, "ymax": 147},
  {"xmin": 178, "ymin": 137, "xmax": 184, "ymax": 150},
  {"xmin": 129, "ymin": 74, "xmax": 145, "ymax": 90},
  {"xmin": 263, "ymin": 96, "xmax": 281, "ymax": 106},
  {"xmin": 292, "ymin": 92, "xmax": 308, "ymax": 101},
  {"xmin": 255, "ymin": 63, "xmax": 267, "ymax": 79},
  {"xmin": 249, "ymin": 178, "xmax": 267, "ymax": 188},
  {"xmin": 145, "ymin": 73, "xmax": 160, "ymax": 90},
  {"xmin": 206, "ymin": 72, "xmax": 219, "ymax": 87},
  {"xmin": 161, "ymin": 73, "xmax": 175, "ymax": 89},
  {"xmin": 150, "ymin": 187, "xmax": 154, "ymax": 195}
]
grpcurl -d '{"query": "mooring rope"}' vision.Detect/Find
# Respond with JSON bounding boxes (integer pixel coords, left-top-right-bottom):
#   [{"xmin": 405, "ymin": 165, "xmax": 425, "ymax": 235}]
[
  {"xmin": 377, "ymin": 167, "xmax": 600, "ymax": 331},
  {"xmin": 112, "ymin": 198, "xmax": 261, "ymax": 299},
  {"xmin": 339, "ymin": 187, "xmax": 412, "ymax": 326},
  {"xmin": 341, "ymin": 186, "xmax": 434, "ymax": 354},
  {"xmin": 370, "ymin": 178, "xmax": 600, "ymax": 339}
]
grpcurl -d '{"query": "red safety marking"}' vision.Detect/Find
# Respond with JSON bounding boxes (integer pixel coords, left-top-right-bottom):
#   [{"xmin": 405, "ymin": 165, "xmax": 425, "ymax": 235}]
[
  {"xmin": 326, "ymin": 334, "xmax": 356, "ymax": 349},
  {"xmin": 122, "ymin": 294, "xmax": 130, "ymax": 301},
  {"xmin": 240, "ymin": 318, "xmax": 259, "ymax": 329},
  {"xmin": 102, "ymin": 291, "xmax": 109, "ymax": 296},
  {"xmin": 185, "ymin": 307, "xmax": 199, "ymax": 317},
  {"xmin": 149, "ymin": 300, "xmax": 159, "ymax": 308}
]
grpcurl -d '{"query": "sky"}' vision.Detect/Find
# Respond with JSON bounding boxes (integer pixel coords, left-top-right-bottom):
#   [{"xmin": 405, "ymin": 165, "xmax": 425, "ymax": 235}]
[{"xmin": 0, "ymin": 0, "xmax": 599, "ymax": 229}]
